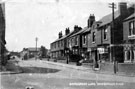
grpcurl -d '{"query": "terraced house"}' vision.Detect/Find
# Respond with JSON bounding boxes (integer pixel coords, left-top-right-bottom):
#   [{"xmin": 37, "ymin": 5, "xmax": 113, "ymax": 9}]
[
  {"xmin": 123, "ymin": 12, "xmax": 135, "ymax": 63},
  {"xmin": 51, "ymin": 26, "xmax": 84, "ymax": 62},
  {"xmin": 88, "ymin": 2, "xmax": 135, "ymax": 64},
  {"xmin": 50, "ymin": 2, "xmax": 135, "ymax": 64},
  {"xmin": 51, "ymin": 28, "xmax": 71, "ymax": 60},
  {"xmin": 50, "ymin": 31, "xmax": 65, "ymax": 60}
]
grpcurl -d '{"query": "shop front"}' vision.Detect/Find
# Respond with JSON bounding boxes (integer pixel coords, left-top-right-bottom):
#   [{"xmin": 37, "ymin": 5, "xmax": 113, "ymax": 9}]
[
  {"xmin": 97, "ymin": 45, "xmax": 109, "ymax": 62},
  {"xmin": 124, "ymin": 44, "xmax": 135, "ymax": 63}
]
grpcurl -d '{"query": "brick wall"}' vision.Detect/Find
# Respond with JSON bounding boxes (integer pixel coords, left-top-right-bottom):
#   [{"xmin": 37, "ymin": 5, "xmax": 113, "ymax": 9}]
[{"xmin": 100, "ymin": 62, "xmax": 135, "ymax": 76}]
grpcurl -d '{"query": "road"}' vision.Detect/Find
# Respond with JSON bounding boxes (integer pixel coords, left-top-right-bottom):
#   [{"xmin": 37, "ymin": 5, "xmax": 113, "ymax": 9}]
[{"xmin": 0, "ymin": 59, "xmax": 135, "ymax": 89}]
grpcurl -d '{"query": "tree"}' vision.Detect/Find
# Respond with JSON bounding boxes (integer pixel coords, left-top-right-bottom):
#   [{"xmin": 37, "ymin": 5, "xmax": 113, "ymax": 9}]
[{"xmin": 40, "ymin": 46, "xmax": 47, "ymax": 58}]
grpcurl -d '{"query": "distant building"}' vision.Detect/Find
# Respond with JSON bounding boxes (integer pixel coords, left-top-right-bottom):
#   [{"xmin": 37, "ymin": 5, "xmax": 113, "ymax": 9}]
[
  {"xmin": 21, "ymin": 47, "xmax": 40, "ymax": 60},
  {"xmin": 21, "ymin": 47, "xmax": 49, "ymax": 60}
]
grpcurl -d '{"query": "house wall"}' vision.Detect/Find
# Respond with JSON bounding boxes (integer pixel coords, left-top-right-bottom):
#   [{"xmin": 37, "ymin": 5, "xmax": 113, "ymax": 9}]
[
  {"xmin": 102, "ymin": 25, "xmax": 111, "ymax": 44},
  {"xmin": 50, "ymin": 38, "xmax": 65, "ymax": 59},
  {"xmin": 0, "ymin": 3, "xmax": 6, "ymax": 66},
  {"xmin": 96, "ymin": 29, "xmax": 102, "ymax": 45},
  {"xmin": 123, "ymin": 18, "xmax": 135, "ymax": 41},
  {"xmin": 123, "ymin": 18, "xmax": 135, "ymax": 63},
  {"xmin": 82, "ymin": 33, "xmax": 88, "ymax": 48},
  {"xmin": 88, "ymin": 30, "xmax": 97, "ymax": 48}
]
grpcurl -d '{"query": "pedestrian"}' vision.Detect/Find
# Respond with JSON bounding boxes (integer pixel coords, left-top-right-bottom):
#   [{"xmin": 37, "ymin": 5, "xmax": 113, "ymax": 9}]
[
  {"xmin": 47, "ymin": 56, "xmax": 50, "ymax": 61},
  {"xmin": 93, "ymin": 58, "xmax": 100, "ymax": 71},
  {"xmin": 76, "ymin": 54, "xmax": 84, "ymax": 66}
]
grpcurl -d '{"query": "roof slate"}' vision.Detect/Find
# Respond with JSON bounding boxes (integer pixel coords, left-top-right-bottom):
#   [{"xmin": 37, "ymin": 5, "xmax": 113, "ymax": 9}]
[
  {"xmin": 98, "ymin": 10, "xmax": 120, "ymax": 27},
  {"xmin": 124, "ymin": 13, "xmax": 135, "ymax": 21},
  {"xmin": 53, "ymin": 30, "xmax": 75, "ymax": 42},
  {"xmin": 70, "ymin": 27, "xmax": 86, "ymax": 37}
]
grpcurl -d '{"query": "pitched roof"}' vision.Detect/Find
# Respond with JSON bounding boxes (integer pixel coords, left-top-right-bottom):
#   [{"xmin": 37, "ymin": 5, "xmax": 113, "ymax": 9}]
[
  {"xmin": 70, "ymin": 27, "xmax": 88, "ymax": 37},
  {"xmin": 98, "ymin": 10, "xmax": 120, "ymax": 27},
  {"xmin": 52, "ymin": 29, "xmax": 78, "ymax": 43},
  {"xmin": 54, "ymin": 35, "xmax": 67, "ymax": 42},
  {"xmin": 82, "ymin": 27, "xmax": 91, "ymax": 34},
  {"xmin": 124, "ymin": 13, "xmax": 135, "ymax": 21}
]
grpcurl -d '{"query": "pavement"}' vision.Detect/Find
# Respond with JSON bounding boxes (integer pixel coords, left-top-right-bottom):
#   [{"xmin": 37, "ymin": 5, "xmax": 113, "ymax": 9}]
[
  {"xmin": 1, "ymin": 58, "xmax": 135, "ymax": 77},
  {"xmin": 42, "ymin": 59, "xmax": 135, "ymax": 77},
  {"xmin": 0, "ymin": 59, "xmax": 22, "ymax": 74}
]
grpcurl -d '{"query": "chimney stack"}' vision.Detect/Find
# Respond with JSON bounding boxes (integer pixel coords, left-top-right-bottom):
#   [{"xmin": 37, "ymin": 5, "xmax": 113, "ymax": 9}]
[
  {"xmin": 65, "ymin": 28, "xmax": 70, "ymax": 35},
  {"xmin": 88, "ymin": 14, "xmax": 95, "ymax": 28},
  {"xmin": 118, "ymin": 2, "xmax": 128, "ymax": 20},
  {"xmin": 74, "ymin": 25, "xmax": 82, "ymax": 32},
  {"xmin": 58, "ymin": 31, "xmax": 63, "ymax": 39}
]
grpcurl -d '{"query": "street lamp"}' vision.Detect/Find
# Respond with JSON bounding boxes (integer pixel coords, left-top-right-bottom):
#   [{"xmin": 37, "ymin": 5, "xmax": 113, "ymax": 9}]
[{"xmin": 35, "ymin": 37, "xmax": 38, "ymax": 60}]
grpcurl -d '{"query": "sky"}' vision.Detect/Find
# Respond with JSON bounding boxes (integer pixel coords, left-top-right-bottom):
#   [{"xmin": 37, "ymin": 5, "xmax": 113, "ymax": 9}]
[{"xmin": 2, "ymin": 0, "xmax": 134, "ymax": 51}]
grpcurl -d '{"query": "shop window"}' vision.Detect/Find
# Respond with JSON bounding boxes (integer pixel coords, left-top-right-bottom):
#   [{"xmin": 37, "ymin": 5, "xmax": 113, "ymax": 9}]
[
  {"xmin": 127, "ymin": 51, "xmax": 130, "ymax": 61},
  {"xmin": 132, "ymin": 50, "xmax": 134, "ymax": 60},
  {"xmin": 125, "ymin": 50, "xmax": 135, "ymax": 62}
]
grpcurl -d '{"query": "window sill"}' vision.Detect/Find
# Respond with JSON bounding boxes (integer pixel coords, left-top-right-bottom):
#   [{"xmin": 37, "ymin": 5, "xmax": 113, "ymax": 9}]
[
  {"xmin": 128, "ymin": 35, "xmax": 135, "ymax": 39},
  {"xmin": 124, "ymin": 60, "xmax": 133, "ymax": 63},
  {"xmin": 104, "ymin": 38, "xmax": 108, "ymax": 40}
]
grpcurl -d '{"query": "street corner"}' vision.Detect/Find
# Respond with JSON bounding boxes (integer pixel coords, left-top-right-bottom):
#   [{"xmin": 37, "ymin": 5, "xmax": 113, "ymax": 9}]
[{"xmin": 2, "ymin": 60, "xmax": 23, "ymax": 74}]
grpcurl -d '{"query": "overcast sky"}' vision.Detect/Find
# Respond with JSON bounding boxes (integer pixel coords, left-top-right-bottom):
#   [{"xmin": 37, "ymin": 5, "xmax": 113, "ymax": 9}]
[{"xmin": 3, "ymin": 0, "xmax": 133, "ymax": 51}]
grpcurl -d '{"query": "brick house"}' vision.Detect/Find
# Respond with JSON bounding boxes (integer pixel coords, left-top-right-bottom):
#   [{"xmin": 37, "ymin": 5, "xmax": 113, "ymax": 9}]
[
  {"xmin": 50, "ymin": 2, "xmax": 135, "ymax": 65},
  {"xmin": 92, "ymin": 2, "xmax": 135, "ymax": 63},
  {"xmin": 50, "ymin": 28, "xmax": 70, "ymax": 60},
  {"xmin": 51, "ymin": 32, "xmax": 66, "ymax": 60},
  {"xmin": 88, "ymin": 21, "xmax": 102, "ymax": 63},
  {"xmin": 50, "ymin": 25, "xmax": 83, "ymax": 62},
  {"xmin": 123, "ymin": 12, "xmax": 135, "ymax": 63},
  {"xmin": 0, "ymin": 3, "xmax": 6, "ymax": 66},
  {"xmin": 66, "ymin": 26, "xmax": 85, "ymax": 62},
  {"xmin": 81, "ymin": 27, "xmax": 90, "ymax": 60},
  {"xmin": 87, "ymin": 14, "xmax": 101, "ymax": 63},
  {"xmin": 63, "ymin": 25, "xmax": 82, "ymax": 62}
]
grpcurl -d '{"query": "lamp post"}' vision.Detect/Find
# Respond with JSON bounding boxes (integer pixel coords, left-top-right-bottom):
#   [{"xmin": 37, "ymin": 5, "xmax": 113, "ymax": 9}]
[{"xmin": 35, "ymin": 37, "xmax": 38, "ymax": 60}]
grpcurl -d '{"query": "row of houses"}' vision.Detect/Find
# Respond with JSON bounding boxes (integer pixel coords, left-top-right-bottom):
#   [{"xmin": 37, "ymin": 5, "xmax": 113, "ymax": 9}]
[
  {"xmin": 0, "ymin": 3, "xmax": 7, "ymax": 66},
  {"xmin": 50, "ymin": 2, "xmax": 135, "ymax": 64}
]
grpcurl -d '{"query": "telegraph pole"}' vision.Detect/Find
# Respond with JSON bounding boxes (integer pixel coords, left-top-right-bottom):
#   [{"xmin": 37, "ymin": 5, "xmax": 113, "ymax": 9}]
[
  {"xmin": 35, "ymin": 37, "xmax": 38, "ymax": 60},
  {"xmin": 109, "ymin": 2, "xmax": 117, "ymax": 74}
]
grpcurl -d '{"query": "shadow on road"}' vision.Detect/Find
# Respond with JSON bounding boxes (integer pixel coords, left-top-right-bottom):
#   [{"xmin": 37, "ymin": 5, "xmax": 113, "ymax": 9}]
[
  {"xmin": 1, "ymin": 66, "xmax": 61, "ymax": 75},
  {"xmin": 21, "ymin": 67, "xmax": 61, "ymax": 74}
]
